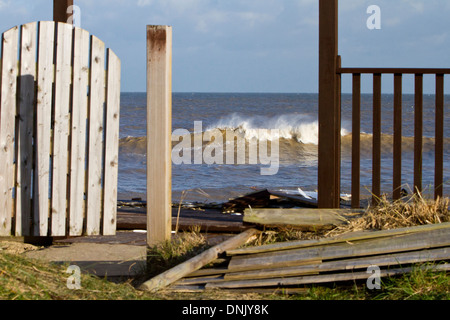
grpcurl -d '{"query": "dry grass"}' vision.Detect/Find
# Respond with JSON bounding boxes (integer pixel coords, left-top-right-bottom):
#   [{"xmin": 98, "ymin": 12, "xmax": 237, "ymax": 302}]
[{"xmin": 327, "ymin": 193, "xmax": 450, "ymax": 237}]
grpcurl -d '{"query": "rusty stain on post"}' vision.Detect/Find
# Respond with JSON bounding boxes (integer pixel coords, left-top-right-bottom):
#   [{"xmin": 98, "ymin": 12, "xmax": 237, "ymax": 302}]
[{"xmin": 147, "ymin": 25, "xmax": 172, "ymax": 246}]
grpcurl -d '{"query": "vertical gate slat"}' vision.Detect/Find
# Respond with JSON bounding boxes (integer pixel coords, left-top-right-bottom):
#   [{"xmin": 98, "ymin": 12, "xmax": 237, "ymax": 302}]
[
  {"xmin": 34, "ymin": 21, "xmax": 55, "ymax": 236},
  {"xmin": 16, "ymin": 22, "xmax": 37, "ymax": 236},
  {"xmin": 0, "ymin": 26, "xmax": 19, "ymax": 236},
  {"xmin": 372, "ymin": 74, "xmax": 382, "ymax": 205},
  {"xmin": 351, "ymin": 73, "xmax": 361, "ymax": 208},
  {"xmin": 393, "ymin": 74, "xmax": 403, "ymax": 200},
  {"xmin": 103, "ymin": 49, "xmax": 121, "ymax": 235},
  {"xmin": 435, "ymin": 74, "xmax": 444, "ymax": 199},
  {"xmin": 51, "ymin": 23, "xmax": 73, "ymax": 236},
  {"xmin": 414, "ymin": 74, "xmax": 423, "ymax": 194},
  {"xmin": 69, "ymin": 27, "xmax": 90, "ymax": 236},
  {"xmin": 86, "ymin": 36, "xmax": 105, "ymax": 235}
]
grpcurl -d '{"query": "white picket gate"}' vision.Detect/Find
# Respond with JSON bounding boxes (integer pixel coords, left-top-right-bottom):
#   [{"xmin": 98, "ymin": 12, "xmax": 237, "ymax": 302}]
[{"xmin": 0, "ymin": 21, "xmax": 121, "ymax": 237}]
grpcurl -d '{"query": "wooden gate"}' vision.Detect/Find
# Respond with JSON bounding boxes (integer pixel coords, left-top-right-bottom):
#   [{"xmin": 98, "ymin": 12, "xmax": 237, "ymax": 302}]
[{"xmin": 0, "ymin": 21, "xmax": 121, "ymax": 237}]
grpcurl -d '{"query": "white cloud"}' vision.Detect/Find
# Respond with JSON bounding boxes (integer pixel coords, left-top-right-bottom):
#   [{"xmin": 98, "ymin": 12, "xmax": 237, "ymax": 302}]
[{"xmin": 0, "ymin": 0, "xmax": 9, "ymax": 10}]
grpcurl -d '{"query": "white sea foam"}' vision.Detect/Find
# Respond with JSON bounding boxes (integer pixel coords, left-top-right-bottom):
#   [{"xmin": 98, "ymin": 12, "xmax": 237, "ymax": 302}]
[{"xmin": 206, "ymin": 113, "xmax": 350, "ymax": 145}]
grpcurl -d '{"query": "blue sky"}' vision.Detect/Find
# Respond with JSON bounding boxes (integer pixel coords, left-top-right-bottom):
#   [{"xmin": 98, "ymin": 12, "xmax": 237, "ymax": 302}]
[{"xmin": 0, "ymin": 0, "xmax": 450, "ymax": 93}]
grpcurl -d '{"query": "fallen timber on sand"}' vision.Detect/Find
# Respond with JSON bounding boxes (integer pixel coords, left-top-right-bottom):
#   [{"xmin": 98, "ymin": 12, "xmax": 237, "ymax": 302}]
[{"xmin": 139, "ymin": 222, "xmax": 450, "ymax": 293}]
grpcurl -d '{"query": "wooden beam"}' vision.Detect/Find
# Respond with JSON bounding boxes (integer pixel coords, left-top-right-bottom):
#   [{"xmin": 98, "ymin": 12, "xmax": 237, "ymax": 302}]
[
  {"xmin": 53, "ymin": 0, "xmax": 74, "ymax": 23},
  {"xmin": 227, "ymin": 222, "xmax": 450, "ymax": 257},
  {"xmin": 226, "ymin": 226, "xmax": 450, "ymax": 272},
  {"xmin": 318, "ymin": 0, "xmax": 340, "ymax": 208},
  {"xmin": 146, "ymin": 26, "xmax": 173, "ymax": 245},
  {"xmin": 243, "ymin": 208, "xmax": 364, "ymax": 231},
  {"xmin": 138, "ymin": 228, "xmax": 260, "ymax": 292}
]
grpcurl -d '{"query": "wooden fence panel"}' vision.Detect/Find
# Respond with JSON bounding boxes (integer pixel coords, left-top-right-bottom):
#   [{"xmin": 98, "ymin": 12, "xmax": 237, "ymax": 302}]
[
  {"xmin": 69, "ymin": 27, "xmax": 90, "ymax": 236},
  {"xmin": 0, "ymin": 21, "xmax": 121, "ymax": 237},
  {"xmin": 51, "ymin": 23, "xmax": 73, "ymax": 236},
  {"xmin": 0, "ymin": 26, "xmax": 18, "ymax": 236},
  {"xmin": 86, "ymin": 36, "xmax": 106, "ymax": 236},
  {"xmin": 103, "ymin": 49, "xmax": 121, "ymax": 235},
  {"xmin": 34, "ymin": 21, "xmax": 55, "ymax": 236},
  {"xmin": 16, "ymin": 22, "xmax": 37, "ymax": 236}
]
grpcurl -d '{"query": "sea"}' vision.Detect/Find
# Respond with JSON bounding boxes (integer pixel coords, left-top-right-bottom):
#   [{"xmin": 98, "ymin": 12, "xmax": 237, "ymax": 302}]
[{"xmin": 118, "ymin": 92, "xmax": 450, "ymax": 204}]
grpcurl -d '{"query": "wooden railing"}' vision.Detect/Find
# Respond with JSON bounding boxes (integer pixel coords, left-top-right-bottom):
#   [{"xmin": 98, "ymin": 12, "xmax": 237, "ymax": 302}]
[{"xmin": 337, "ymin": 67, "xmax": 449, "ymax": 208}]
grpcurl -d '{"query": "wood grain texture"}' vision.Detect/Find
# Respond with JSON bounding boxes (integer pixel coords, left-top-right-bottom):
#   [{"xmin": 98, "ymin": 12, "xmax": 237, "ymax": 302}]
[
  {"xmin": 103, "ymin": 49, "xmax": 121, "ymax": 235},
  {"xmin": 0, "ymin": 26, "xmax": 18, "ymax": 236},
  {"xmin": 51, "ymin": 23, "xmax": 73, "ymax": 236},
  {"xmin": 146, "ymin": 25, "xmax": 173, "ymax": 245},
  {"xmin": 16, "ymin": 22, "xmax": 37, "ymax": 236},
  {"xmin": 86, "ymin": 35, "xmax": 105, "ymax": 235},
  {"xmin": 69, "ymin": 27, "xmax": 90, "ymax": 236},
  {"xmin": 34, "ymin": 21, "xmax": 55, "ymax": 236}
]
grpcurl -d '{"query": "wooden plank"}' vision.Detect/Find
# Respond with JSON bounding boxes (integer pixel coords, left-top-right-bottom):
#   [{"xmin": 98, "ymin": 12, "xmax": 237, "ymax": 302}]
[
  {"xmin": 206, "ymin": 264, "xmax": 450, "ymax": 289},
  {"xmin": 339, "ymin": 67, "xmax": 450, "ymax": 74},
  {"xmin": 51, "ymin": 23, "xmax": 73, "ymax": 236},
  {"xmin": 16, "ymin": 22, "xmax": 37, "ymax": 236},
  {"xmin": 102, "ymin": 49, "xmax": 121, "ymax": 235},
  {"xmin": 226, "ymin": 226, "xmax": 450, "ymax": 272},
  {"xmin": 352, "ymin": 73, "xmax": 361, "ymax": 208},
  {"xmin": 435, "ymin": 74, "xmax": 444, "ymax": 199},
  {"xmin": 393, "ymin": 73, "xmax": 403, "ymax": 200},
  {"xmin": 34, "ymin": 21, "xmax": 55, "ymax": 236},
  {"xmin": 69, "ymin": 27, "xmax": 90, "ymax": 236},
  {"xmin": 414, "ymin": 74, "xmax": 423, "ymax": 194},
  {"xmin": 318, "ymin": 0, "xmax": 340, "ymax": 209},
  {"xmin": 86, "ymin": 35, "xmax": 105, "ymax": 235},
  {"xmin": 138, "ymin": 228, "xmax": 260, "ymax": 292},
  {"xmin": 227, "ymin": 221, "xmax": 450, "ymax": 256},
  {"xmin": 223, "ymin": 247, "xmax": 450, "ymax": 281},
  {"xmin": 146, "ymin": 25, "xmax": 173, "ymax": 245},
  {"xmin": 243, "ymin": 208, "xmax": 364, "ymax": 230},
  {"xmin": 0, "ymin": 26, "xmax": 19, "ymax": 236},
  {"xmin": 372, "ymin": 73, "xmax": 382, "ymax": 204}
]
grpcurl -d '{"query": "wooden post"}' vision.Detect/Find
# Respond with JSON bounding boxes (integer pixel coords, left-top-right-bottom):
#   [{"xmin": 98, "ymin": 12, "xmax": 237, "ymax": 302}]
[
  {"xmin": 318, "ymin": 0, "xmax": 340, "ymax": 208},
  {"xmin": 53, "ymin": 0, "xmax": 74, "ymax": 23},
  {"xmin": 147, "ymin": 25, "xmax": 172, "ymax": 245}
]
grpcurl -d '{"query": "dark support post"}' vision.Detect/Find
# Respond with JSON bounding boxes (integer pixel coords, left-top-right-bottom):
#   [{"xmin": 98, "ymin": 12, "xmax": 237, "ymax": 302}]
[
  {"xmin": 318, "ymin": 0, "xmax": 340, "ymax": 208},
  {"xmin": 53, "ymin": 0, "xmax": 74, "ymax": 23}
]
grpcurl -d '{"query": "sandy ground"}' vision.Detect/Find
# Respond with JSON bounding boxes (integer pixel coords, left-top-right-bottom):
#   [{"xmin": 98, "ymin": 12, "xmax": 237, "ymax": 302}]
[{"xmin": 0, "ymin": 239, "xmax": 147, "ymax": 279}]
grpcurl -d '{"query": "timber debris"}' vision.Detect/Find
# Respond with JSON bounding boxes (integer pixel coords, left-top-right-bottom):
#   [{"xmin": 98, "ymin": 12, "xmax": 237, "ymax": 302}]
[{"xmin": 162, "ymin": 222, "xmax": 450, "ymax": 293}]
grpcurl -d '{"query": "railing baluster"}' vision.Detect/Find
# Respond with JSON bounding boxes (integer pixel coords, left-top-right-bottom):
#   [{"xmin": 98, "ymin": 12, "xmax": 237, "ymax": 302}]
[
  {"xmin": 393, "ymin": 74, "xmax": 403, "ymax": 200},
  {"xmin": 352, "ymin": 73, "xmax": 361, "ymax": 208},
  {"xmin": 435, "ymin": 74, "xmax": 444, "ymax": 199},
  {"xmin": 372, "ymin": 74, "xmax": 382, "ymax": 205},
  {"xmin": 414, "ymin": 74, "xmax": 423, "ymax": 194}
]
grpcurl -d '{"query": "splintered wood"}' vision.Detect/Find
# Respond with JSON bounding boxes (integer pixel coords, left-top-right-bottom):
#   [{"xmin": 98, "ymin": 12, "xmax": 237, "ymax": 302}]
[{"xmin": 162, "ymin": 222, "xmax": 450, "ymax": 293}]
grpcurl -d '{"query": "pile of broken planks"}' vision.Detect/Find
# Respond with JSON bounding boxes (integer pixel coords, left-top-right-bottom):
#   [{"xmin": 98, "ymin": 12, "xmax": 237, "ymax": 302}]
[{"xmin": 140, "ymin": 222, "xmax": 450, "ymax": 293}]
